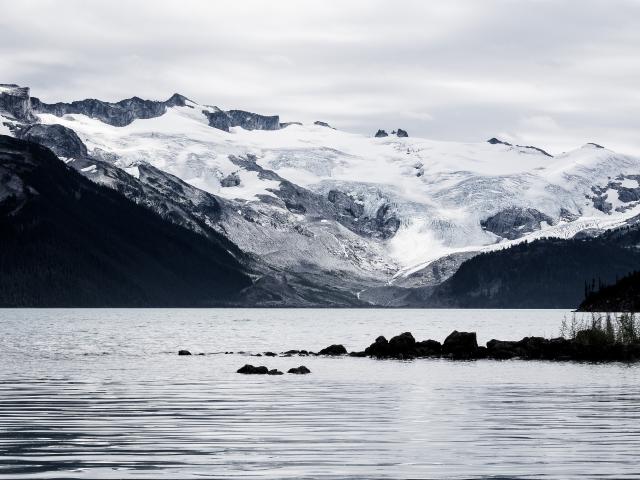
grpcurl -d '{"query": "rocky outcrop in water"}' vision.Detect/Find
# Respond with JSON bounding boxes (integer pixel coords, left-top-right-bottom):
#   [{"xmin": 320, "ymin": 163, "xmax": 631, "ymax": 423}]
[
  {"xmin": 288, "ymin": 366, "xmax": 311, "ymax": 374},
  {"xmin": 333, "ymin": 329, "xmax": 640, "ymax": 362},
  {"xmin": 374, "ymin": 129, "xmax": 388, "ymax": 138},
  {"xmin": 481, "ymin": 207, "xmax": 554, "ymax": 240},
  {"xmin": 237, "ymin": 364, "xmax": 269, "ymax": 374},
  {"xmin": 396, "ymin": 129, "xmax": 408, "ymax": 137},
  {"xmin": 31, "ymin": 93, "xmax": 188, "ymax": 127},
  {"xmin": 203, "ymin": 108, "xmax": 280, "ymax": 132},
  {"xmin": 318, "ymin": 344, "xmax": 347, "ymax": 355}
]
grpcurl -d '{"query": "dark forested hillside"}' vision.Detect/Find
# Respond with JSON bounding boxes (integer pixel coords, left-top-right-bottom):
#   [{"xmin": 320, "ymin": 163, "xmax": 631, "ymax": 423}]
[
  {"xmin": 578, "ymin": 271, "xmax": 640, "ymax": 312},
  {"xmin": 420, "ymin": 236, "xmax": 640, "ymax": 308},
  {"xmin": 0, "ymin": 135, "xmax": 251, "ymax": 307}
]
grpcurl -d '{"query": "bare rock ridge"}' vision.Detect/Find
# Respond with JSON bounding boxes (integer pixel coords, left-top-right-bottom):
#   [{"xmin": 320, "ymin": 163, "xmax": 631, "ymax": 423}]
[
  {"xmin": 2, "ymin": 83, "xmax": 285, "ymax": 132},
  {"xmin": 0, "ymin": 84, "xmax": 37, "ymax": 123},
  {"xmin": 487, "ymin": 137, "xmax": 553, "ymax": 157},
  {"xmin": 30, "ymin": 93, "xmax": 189, "ymax": 127},
  {"xmin": 203, "ymin": 108, "xmax": 280, "ymax": 132}
]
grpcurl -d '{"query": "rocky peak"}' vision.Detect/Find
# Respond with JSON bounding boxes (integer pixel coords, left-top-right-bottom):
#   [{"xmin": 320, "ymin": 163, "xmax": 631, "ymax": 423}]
[
  {"xmin": 374, "ymin": 129, "xmax": 388, "ymax": 138},
  {"xmin": 0, "ymin": 84, "xmax": 37, "ymax": 123}
]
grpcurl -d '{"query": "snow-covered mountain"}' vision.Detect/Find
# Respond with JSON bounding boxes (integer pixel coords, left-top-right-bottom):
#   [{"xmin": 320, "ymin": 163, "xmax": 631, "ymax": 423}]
[{"xmin": 3, "ymin": 83, "xmax": 640, "ymax": 305}]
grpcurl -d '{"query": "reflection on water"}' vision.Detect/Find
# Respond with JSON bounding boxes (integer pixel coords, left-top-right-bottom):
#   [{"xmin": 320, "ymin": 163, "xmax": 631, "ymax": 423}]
[{"xmin": 1, "ymin": 309, "xmax": 639, "ymax": 479}]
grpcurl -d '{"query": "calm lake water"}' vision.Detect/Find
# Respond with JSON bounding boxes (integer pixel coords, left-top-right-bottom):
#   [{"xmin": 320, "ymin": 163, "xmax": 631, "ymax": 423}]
[{"xmin": 1, "ymin": 308, "xmax": 639, "ymax": 479}]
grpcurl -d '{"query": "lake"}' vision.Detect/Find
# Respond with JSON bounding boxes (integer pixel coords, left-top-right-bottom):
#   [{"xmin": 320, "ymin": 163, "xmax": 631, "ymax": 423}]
[{"xmin": 1, "ymin": 308, "xmax": 639, "ymax": 479}]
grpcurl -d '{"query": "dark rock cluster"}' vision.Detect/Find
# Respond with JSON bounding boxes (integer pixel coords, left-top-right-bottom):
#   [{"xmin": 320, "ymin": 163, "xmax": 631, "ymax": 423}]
[
  {"xmin": 318, "ymin": 344, "xmax": 347, "ymax": 355},
  {"xmin": 220, "ymin": 172, "xmax": 241, "ymax": 187},
  {"xmin": 237, "ymin": 364, "xmax": 309, "ymax": 375},
  {"xmin": 374, "ymin": 129, "xmax": 409, "ymax": 138},
  {"xmin": 203, "ymin": 109, "xmax": 280, "ymax": 132},
  {"xmin": 352, "ymin": 329, "xmax": 640, "ymax": 362}
]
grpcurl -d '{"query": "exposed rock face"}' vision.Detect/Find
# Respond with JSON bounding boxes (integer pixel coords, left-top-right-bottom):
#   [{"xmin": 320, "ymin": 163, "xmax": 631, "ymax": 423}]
[
  {"xmin": 327, "ymin": 189, "xmax": 400, "ymax": 239},
  {"xmin": 314, "ymin": 121, "xmax": 333, "ymax": 128},
  {"xmin": 374, "ymin": 129, "xmax": 388, "ymax": 138},
  {"xmin": 318, "ymin": 344, "xmax": 347, "ymax": 355},
  {"xmin": 481, "ymin": 207, "xmax": 554, "ymax": 240},
  {"xmin": 328, "ymin": 189, "xmax": 364, "ymax": 218},
  {"xmin": 396, "ymin": 129, "xmax": 408, "ymax": 137},
  {"xmin": 280, "ymin": 121, "xmax": 302, "ymax": 128},
  {"xmin": 0, "ymin": 84, "xmax": 37, "ymax": 122},
  {"xmin": 18, "ymin": 124, "xmax": 88, "ymax": 159},
  {"xmin": 31, "ymin": 93, "xmax": 188, "ymax": 127},
  {"xmin": 203, "ymin": 109, "xmax": 280, "ymax": 132},
  {"xmin": 220, "ymin": 172, "xmax": 241, "ymax": 187}
]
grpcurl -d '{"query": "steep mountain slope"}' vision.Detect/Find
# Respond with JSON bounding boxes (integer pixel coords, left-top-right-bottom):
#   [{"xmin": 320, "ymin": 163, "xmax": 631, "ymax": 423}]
[
  {"xmin": 3, "ymin": 83, "xmax": 640, "ymax": 306},
  {"xmin": 578, "ymin": 271, "xmax": 640, "ymax": 312},
  {"xmin": 0, "ymin": 135, "xmax": 251, "ymax": 307}
]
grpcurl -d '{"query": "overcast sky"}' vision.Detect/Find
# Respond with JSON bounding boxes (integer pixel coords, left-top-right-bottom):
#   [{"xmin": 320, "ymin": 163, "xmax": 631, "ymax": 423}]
[{"xmin": 1, "ymin": 0, "xmax": 639, "ymax": 154}]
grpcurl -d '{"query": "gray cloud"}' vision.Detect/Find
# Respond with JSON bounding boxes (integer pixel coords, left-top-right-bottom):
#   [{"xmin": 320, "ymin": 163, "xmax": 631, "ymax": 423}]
[{"xmin": 1, "ymin": 0, "xmax": 639, "ymax": 154}]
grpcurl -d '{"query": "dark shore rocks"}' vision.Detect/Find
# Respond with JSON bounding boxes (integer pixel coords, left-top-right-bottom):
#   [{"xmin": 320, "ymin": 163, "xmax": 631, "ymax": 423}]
[
  {"xmin": 364, "ymin": 332, "xmax": 441, "ymax": 359},
  {"xmin": 288, "ymin": 366, "xmax": 311, "ymax": 374},
  {"xmin": 318, "ymin": 344, "xmax": 347, "ymax": 356},
  {"xmin": 374, "ymin": 129, "xmax": 388, "ymax": 138},
  {"xmin": 268, "ymin": 369, "xmax": 284, "ymax": 375},
  {"xmin": 321, "ymin": 328, "xmax": 640, "ymax": 362},
  {"xmin": 178, "ymin": 350, "xmax": 192, "ymax": 355},
  {"xmin": 396, "ymin": 129, "xmax": 409, "ymax": 137},
  {"xmin": 442, "ymin": 331, "xmax": 478, "ymax": 359},
  {"xmin": 237, "ymin": 364, "xmax": 269, "ymax": 374}
]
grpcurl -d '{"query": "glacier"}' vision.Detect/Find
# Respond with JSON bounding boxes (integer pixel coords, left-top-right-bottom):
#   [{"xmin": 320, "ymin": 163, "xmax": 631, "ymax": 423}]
[{"xmin": 2, "ymin": 84, "xmax": 640, "ymax": 305}]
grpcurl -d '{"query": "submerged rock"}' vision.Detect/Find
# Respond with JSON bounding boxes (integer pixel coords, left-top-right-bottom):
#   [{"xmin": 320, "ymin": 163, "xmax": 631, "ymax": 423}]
[
  {"xmin": 318, "ymin": 344, "xmax": 348, "ymax": 356},
  {"xmin": 288, "ymin": 365, "xmax": 311, "ymax": 374},
  {"xmin": 237, "ymin": 364, "xmax": 269, "ymax": 374}
]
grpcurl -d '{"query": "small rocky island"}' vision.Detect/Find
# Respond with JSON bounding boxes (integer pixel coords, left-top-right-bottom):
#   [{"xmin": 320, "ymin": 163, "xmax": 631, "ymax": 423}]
[{"xmin": 180, "ymin": 320, "xmax": 640, "ymax": 371}]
